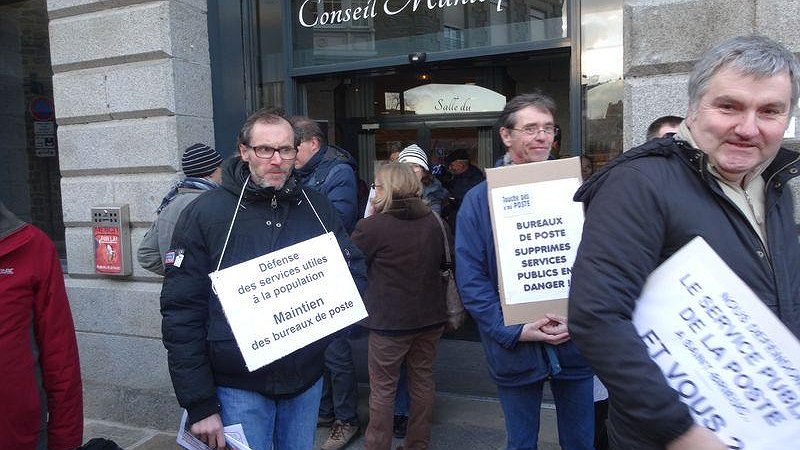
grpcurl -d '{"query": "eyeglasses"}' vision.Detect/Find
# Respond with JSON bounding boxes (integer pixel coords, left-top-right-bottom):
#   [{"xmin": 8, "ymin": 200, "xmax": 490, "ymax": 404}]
[
  {"xmin": 246, "ymin": 145, "xmax": 297, "ymax": 160},
  {"xmin": 508, "ymin": 126, "xmax": 559, "ymax": 137}
]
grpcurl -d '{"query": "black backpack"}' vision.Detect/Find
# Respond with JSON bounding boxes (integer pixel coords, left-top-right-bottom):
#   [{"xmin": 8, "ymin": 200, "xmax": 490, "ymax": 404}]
[{"xmin": 78, "ymin": 438, "xmax": 124, "ymax": 450}]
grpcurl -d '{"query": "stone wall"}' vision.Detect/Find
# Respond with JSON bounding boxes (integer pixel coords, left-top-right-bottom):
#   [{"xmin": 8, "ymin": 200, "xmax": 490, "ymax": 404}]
[{"xmin": 48, "ymin": 0, "xmax": 214, "ymax": 429}]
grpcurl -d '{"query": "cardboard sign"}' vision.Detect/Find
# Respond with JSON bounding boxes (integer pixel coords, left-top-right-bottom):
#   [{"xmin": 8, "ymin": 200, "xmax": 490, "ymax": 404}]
[
  {"xmin": 209, "ymin": 233, "xmax": 367, "ymax": 372},
  {"xmin": 633, "ymin": 237, "xmax": 800, "ymax": 448},
  {"xmin": 486, "ymin": 157, "xmax": 584, "ymax": 325}
]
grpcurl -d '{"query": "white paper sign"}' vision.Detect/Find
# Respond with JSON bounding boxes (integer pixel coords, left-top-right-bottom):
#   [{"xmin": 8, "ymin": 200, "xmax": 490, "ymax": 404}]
[
  {"xmin": 634, "ymin": 237, "xmax": 800, "ymax": 448},
  {"xmin": 363, "ymin": 187, "xmax": 376, "ymax": 218},
  {"xmin": 209, "ymin": 232, "xmax": 367, "ymax": 371},
  {"xmin": 489, "ymin": 177, "xmax": 584, "ymax": 305}
]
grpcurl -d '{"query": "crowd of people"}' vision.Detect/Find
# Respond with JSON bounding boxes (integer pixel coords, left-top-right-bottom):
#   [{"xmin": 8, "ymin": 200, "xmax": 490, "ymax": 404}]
[
  {"xmin": 4, "ymin": 34, "xmax": 799, "ymax": 450},
  {"xmin": 154, "ymin": 34, "xmax": 799, "ymax": 450}
]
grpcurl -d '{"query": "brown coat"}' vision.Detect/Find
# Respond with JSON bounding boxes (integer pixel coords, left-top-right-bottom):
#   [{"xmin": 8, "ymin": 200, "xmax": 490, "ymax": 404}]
[{"xmin": 351, "ymin": 197, "xmax": 450, "ymax": 331}]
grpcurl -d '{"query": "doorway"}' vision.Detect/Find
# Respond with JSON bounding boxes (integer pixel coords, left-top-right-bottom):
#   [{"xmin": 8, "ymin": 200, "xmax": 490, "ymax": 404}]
[{"xmin": 299, "ymin": 50, "xmax": 571, "ymax": 182}]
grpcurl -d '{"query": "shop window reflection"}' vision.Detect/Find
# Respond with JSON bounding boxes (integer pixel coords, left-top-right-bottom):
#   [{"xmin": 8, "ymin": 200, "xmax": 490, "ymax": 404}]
[{"xmin": 580, "ymin": 0, "xmax": 623, "ymax": 169}]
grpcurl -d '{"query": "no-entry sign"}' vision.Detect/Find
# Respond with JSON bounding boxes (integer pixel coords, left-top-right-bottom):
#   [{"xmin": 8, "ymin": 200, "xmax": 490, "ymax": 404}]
[{"xmin": 30, "ymin": 96, "xmax": 55, "ymax": 120}]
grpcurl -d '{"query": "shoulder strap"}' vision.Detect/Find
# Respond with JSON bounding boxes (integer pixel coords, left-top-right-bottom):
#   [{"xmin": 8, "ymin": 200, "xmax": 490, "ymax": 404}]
[
  {"xmin": 301, "ymin": 188, "xmax": 330, "ymax": 235},
  {"xmin": 431, "ymin": 212, "xmax": 452, "ymax": 267}
]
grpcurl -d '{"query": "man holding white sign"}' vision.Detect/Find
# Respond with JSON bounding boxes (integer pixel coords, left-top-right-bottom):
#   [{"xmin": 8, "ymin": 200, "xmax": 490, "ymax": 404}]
[
  {"xmin": 455, "ymin": 93, "xmax": 594, "ymax": 450},
  {"xmin": 569, "ymin": 36, "xmax": 800, "ymax": 450},
  {"xmin": 160, "ymin": 109, "xmax": 367, "ymax": 450}
]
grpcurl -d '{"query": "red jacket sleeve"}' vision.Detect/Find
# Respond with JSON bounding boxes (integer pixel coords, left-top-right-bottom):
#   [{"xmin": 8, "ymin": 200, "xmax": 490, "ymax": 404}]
[{"xmin": 32, "ymin": 229, "xmax": 83, "ymax": 450}]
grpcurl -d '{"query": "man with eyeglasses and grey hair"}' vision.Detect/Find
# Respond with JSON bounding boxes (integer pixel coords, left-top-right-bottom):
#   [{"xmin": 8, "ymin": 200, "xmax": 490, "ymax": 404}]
[
  {"xmin": 160, "ymin": 108, "xmax": 367, "ymax": 450},
  {"xmin": 569, "ymin": 35, "xmax": 800, "ymax": 449},
  {"xmin": 456, "ymin": 93, "xmax": 595, "ymax": 450}
]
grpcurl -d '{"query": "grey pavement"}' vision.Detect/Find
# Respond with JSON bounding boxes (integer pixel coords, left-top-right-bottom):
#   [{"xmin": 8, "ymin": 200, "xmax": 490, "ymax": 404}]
[{"xmin": 83, "ymin": 387, "xmax": 561, "ymax": 450}]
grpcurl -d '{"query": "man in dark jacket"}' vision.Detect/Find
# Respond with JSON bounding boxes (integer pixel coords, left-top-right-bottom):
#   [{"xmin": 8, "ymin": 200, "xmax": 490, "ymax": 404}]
[
  {"xmin": 442, "ymin": 148, "xmax": 484, "ymax": 229},
  {"xmin": 569, "ymin": 35, "xmax": 800, "ymax": 450},
  {"xmin": 289, "ymin": 116, "xmax": 361, "ymax": 450},
  {"xmin": 291, "ymin": 116, "xmax": 359, "ymax": 233},
  {"xmin": 0, "ymin": 201, "xmax": 83, "ymax": 450},
  {"xmin": 455, "ymin": 93, "xmax": 594, "ymax": 450},
  {"xmin": 160, "ymin": 109, "xmax": 367, "ymax": 450}
]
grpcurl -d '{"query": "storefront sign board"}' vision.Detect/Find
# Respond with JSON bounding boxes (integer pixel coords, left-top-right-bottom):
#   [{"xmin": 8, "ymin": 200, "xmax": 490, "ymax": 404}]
[
  {"xmin": 487, "ymin": 157, "xmax": 584, "ymax": 325},
  {"xmin": 404, "ymin": 84, "xmax": 506, "ymax": 114}
]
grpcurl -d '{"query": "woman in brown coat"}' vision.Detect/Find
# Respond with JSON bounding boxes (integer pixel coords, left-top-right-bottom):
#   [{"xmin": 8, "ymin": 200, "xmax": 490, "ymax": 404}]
[{"xmin": 352, "ymin": 163, "xmax": 451, "ymax": 450}]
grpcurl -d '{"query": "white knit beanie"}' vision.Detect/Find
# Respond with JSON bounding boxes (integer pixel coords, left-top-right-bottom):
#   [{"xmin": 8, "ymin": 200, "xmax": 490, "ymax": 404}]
[{"xmin": 397, "ymin": 144, "xmax": 429, "ymax": 172}]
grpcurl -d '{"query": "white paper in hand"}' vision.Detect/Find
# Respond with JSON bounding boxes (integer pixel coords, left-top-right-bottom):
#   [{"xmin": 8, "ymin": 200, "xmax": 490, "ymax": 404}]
[{"xmin": 176, "ymin": 410, "xmax": 252, "ymax": 450}]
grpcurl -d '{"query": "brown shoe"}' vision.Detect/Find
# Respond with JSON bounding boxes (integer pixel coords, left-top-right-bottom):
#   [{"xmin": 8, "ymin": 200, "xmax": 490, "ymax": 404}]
[{"xmin": 320, "ymin": 419, "xmax": 359, "ymax": 450}]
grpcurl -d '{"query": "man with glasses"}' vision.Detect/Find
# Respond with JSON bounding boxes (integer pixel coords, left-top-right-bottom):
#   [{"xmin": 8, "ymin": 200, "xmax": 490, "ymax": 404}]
[
  {"xmin": 455, "ymin": 93, "xmax": 594, "ymax": 450},
  {"xmin": 160, "ymin": 108, "xmax": 367, "ymax": 450},
  {"xmin": 288, "ymin": 116, "xmax": 361, "ymax": 450}
]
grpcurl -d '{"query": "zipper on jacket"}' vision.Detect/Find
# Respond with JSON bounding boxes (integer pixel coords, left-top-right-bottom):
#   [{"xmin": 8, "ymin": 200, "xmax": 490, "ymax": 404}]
[
  {"xmin": 271, "ymin": 195, "xmax": 277, "ymax": 209},
  {"xmin": 741, "ymin": 190, "xmax": 764, "ymax": 227},
  {"xmin": 703, "ymin": 163, "xmax": 774, "ymax": 272},
  {"xmin": 343, "ymin": 247, "xmax": 352, "ymax": 268}
]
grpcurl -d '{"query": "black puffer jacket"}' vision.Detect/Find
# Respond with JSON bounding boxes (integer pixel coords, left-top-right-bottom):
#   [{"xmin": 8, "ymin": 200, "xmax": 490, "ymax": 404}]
[
  {"xmin": 568, "ymin": 138, "xmax": 800, "ymax": 449},
  {"xmin": 160, "ymin": 156, "xmax": 367, "ymax": 425}
]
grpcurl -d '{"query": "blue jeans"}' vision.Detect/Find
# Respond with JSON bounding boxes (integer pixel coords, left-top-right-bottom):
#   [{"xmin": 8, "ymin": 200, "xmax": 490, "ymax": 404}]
[
  {"xmin": 318, "ymin": 333, "xmax": 359, "ymax": 423},
  {"xmin": 496, "ymin": 377, "xmax": 594, "ymax": 450},
  {"xmin": 394, "ymin": 363, "xmax": 409, "ymax": 416},
  {"xmin": 217, "ymin": 377, "xmax": 322, "ymax": 450}
]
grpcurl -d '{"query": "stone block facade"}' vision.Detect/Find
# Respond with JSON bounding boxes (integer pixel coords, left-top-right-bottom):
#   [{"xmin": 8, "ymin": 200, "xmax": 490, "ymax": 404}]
[{"xmin": 49, "ymin": 0, "xmax": 213, "ymax": 428}]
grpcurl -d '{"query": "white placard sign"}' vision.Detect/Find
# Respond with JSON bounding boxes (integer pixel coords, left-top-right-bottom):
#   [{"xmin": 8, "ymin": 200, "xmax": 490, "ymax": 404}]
[
  {"xmin": 490, "ymin": 176, "xmax": 584, "ymax": 305},
  {"xmin": 209, "ymin": 232, "xmax": 367, "ymax": 372},
  {"xmin": 633, "ymin": 237, "xmax": 800, "ymax": 448}
]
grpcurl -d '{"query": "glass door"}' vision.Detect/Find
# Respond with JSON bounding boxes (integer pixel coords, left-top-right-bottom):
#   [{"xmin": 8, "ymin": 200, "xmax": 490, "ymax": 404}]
[{"xmin": 368, "ymin": 122, "xmax": 493, "ymax": 183}]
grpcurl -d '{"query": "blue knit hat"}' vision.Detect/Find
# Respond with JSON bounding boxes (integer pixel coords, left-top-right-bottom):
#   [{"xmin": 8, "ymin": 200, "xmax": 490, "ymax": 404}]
[{"xmin": 181, "ymin": 143, "xmax": 222, "ymax": 178}]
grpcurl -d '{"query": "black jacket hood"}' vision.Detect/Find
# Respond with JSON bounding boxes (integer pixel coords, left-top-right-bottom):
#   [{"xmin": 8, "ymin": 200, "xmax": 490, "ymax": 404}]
[
  {"xmin": 295, "ymin": 144, "xmax": 357, "ymax": 181},
  {"xmin": 574, "ymin": 138, "xmax": 677, "ymax": 204}
]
